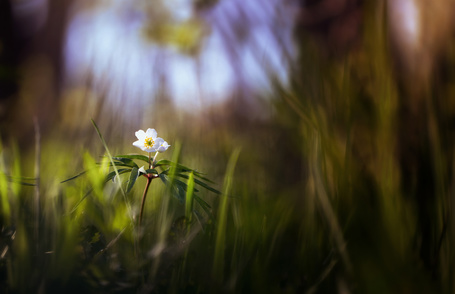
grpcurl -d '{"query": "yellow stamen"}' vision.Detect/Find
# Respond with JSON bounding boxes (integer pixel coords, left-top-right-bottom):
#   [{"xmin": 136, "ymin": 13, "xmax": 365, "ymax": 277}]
[{"xmin": 144, "ymin": 137, "xmax": 155, "ymax": 148}]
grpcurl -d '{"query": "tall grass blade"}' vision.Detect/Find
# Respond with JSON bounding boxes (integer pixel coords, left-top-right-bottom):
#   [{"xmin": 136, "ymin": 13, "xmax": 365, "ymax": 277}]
[
  {"xmin": 213, "ymin": 148, "xmax": 241, "ymax": 280},
  {"xmin": 60, "ymin": 170, "xmax": 87, "ymax": 183},
  {"xmin": 311, "ymin": 131, "xmax": 352, "ymax": 273},
  {"xmin": 0, "ymin": 141, "xmax": 10, "ymax": 223},
  {"xmin": 91, "ymin": 119, "xmax": 125, "ymax": 195},
  {"xmin": 185, "ymin": 171, "xmax": 195, "ymax": 222},
  {"xmin": 33, "ymin": 117, "xmax": 41, "ymax": 250},
  {"xmin": 91, "ymin": 119, "xmax": 133, "ymax": 225}
]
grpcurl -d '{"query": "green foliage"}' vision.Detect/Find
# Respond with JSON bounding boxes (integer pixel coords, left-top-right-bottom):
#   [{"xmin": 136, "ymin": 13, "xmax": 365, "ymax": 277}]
[{"xmin": 61, "ymin": 123, "xmax": 220, "ymax": 229}]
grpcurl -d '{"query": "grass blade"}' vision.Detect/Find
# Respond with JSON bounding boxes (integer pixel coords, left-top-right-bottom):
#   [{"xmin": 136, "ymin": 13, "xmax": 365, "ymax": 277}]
[
  {"xmin": 91, "ymin": 119, "xmax": 132, "ymax": 225},
  {"xmin": 213, "ymin": 148, "xmax": 240, "ymax": 279},
  {"xmin": 61, "ymin": 170, "xmax": 88, "ymax": 183},
  {"xmin": 185, "ymin": 172, "xmax": 195, "ymax": 222}
]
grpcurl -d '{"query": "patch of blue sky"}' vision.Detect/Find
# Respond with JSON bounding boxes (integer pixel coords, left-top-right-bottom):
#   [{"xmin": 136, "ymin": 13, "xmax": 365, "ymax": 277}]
[
  {"xmin": 198, "ymin": 32, "xmax": 235, "ymax": 104},
  {"xmin": 163, "ymin": 0, "xmax": 193, "ymax": 22},
  {"xmin": 64, "ymin": 0, "xmax": 294, "ymax": 116}
]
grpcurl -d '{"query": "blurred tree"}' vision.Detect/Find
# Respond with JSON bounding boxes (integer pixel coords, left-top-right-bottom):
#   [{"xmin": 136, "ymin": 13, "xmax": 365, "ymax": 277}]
[
  {"xmin": 0, "ymin": 0, "xmax": 19, "ymax": 122},
  {"xmin": 0, "ymin": 0, "xmax": 73, "ymax": 144}
]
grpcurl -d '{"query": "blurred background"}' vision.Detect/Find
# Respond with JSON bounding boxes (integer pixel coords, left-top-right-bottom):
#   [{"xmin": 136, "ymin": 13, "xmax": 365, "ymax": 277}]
[{"xmin": 2, "ymin": 0, "xmax": 455, "ymax": 292}]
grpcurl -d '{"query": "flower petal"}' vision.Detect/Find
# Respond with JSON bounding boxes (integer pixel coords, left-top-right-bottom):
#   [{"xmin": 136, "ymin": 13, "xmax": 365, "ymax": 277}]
[
  {"xmin": 144, "ymin": 146, "xmax": 154, "ymax": 153},
  {"xmin": 147, "ymin": 137, "xmax": 160, "ymax": 152},
  {"xmin": 157, "ymin": 140, "xmax": 170, "ymax": 153},
  {"xmin": 135, "ymin": 130, "xmax": 146, "ymax": 140},
  {"xmin": 145, "ymin": 128, "xmax": 157, "ymax": 140},
  {"xmin": 133, "ymin": 140, "xmax": 146, "ymax": 151}
]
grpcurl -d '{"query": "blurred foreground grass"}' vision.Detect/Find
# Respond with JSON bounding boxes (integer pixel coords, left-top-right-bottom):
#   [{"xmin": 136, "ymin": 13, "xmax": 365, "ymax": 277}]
[{"xmin": 0, "ymin": 122, "xmax": 314, "ymax": 293}]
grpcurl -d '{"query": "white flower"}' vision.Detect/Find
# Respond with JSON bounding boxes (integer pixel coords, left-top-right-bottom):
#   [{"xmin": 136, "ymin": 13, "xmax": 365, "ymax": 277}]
[
  {"xmin": 133, "ymin": 128, "xmax": 161, "ymax": 152},
  {"xmin": 155, "ymin": 138, "xmax": 171, "ymax": 153}
]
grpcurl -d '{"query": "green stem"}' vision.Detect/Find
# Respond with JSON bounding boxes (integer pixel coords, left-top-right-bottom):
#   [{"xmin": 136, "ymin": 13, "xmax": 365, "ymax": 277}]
[
  {"xmin": 152, "ymin": 152, "xmax": 159, "ymax": 167},
  {"xmin": 139, "ymin": 176, "xmax": 152, "ymax": 228}
]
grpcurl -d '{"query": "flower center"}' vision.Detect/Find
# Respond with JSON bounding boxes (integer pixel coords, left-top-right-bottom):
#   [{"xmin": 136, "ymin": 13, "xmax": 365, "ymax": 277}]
[{"xmin": 144, "ymin": 137, "xmax": 155, "ymax": 148}]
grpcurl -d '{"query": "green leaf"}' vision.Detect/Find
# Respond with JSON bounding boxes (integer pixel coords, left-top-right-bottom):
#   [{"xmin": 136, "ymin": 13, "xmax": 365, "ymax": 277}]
[
  {"xmin": 194, "ymin": 178, "xmax": 220, "ymax": 194},
  {"xmin": 160, "ymin": 168, "xmax": 170, "ymax": 175},
  {"xmin": 196, "ymin": 171, "xmax": 217, "ymax": 183},
  {"xmin": 13, "ymin": 181, "xmax": 36, "ymax": 187},
  {"xmin": 175, "ymin": 173, "xmax": 221, "ymax": 194},
  {"xmin": 193, "ymin": 172, "xmax": 216, "ymax": 184},
  {"xmin": 105, "ymin": 168, "xmax": 131, "ymax": 183},
  {"xmin": 173, "ymin": 179, "xmax": 189, "ymax": 203},
  {"xmin": 126, "ymin": 167, "xmax": 139, "ymax": 193},
  {"xmin": 185, "ymin": 172, "xmax": 195, "ymax": 221},
  {"xmin": 145, "ymin": 169, "xmax": 158, "ymax": 175},
  {"xmin": 114, "ymin": 154, "xmax": 150, "ymax": 164},
  {"xmin": 68, "ymin": 188, "xmax": 93, "ymax": 214},
  {"xmin": 6, "ymin": 175, "xmax": 37, "ymax": 186},
  {"xmin": 61, "ymin": 170, "xmax": 88, "ymax": 183},
  {"xmin": 159, "ymin": 173, "xmax": 195, "ymax": 203},
  {"xmin": 106, "ymin": 162, "xmax": 135, "ymax": 169},
  {"xmin": 194, "ymin": 194, "xmax": 212, "ymax": 218},
  {"xmin": 155, "ymin": 159, "xmax": 170, "ymax": 167},
  {"xmin": 159, "ymin": 173, "xmax": 169, "ymax": 185},
  {"xmin": 155, "ymin": 159, "xmax": 215, "ymax": 183},
  {"xmin": 155, "ymin": 159, "xmax": 192, "ymax": 172},
  {"xmin": 176, "ymin": 178, "xmax": 200, "ymax": 193},
  {"xmin": 111, "ymin": 157, "xmax": 138, "ymax": 168},
  {"xmin": 160, "ymin": 167, "xmax": 192, "ymax": 176}
]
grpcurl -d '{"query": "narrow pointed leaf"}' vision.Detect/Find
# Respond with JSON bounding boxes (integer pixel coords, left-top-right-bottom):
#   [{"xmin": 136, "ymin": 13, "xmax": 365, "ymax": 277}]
[
  {"xmin": 174, "ymin": 179, "xmax": 189, "ymax": 203},
  {"xmin": 114, "ymin": 154, "xmax": 150, "ymax": 164},
  {"xmin": 193, "ymin": 172, "xmax": 216, "ymax": 184},
  {"xmin": 155, "ymin": 159, "xmax": 215, "ymax": 183},
  {"xmin": 174, "ymin": 178, "xmax": 200, "ymax": 193},
  {"xmin": 155, "ymin": 160, "xmax": 193, "ymax": 172},
  {"xmin": 194, "ymin": 178, "xmax": 221, "ymax": 194},
  {"xmin": 6, "ymin": 175, "xmax": 37, "ymax": 186},
  {"xmin": 105, "ymin": 168, "xmax": 131, "ymax": 183},
  {"xmin": 112, "ymin": 157, "xmax": 138, "ymax": 168},
  {"xmin": 159, "ymin": 173, "xmax": 169, "ymax": 185},
  {"xmin": 14, "ymin": 181, "xmax": 36, "ymax": 187},
  {"xmin": 185, "ymin": 172, "xmax": 195, "ymax": 221},
  {"xmin": 159, "ymin": 173, "xmax": 193, "ymax": 203},
  {"xmin": 145, "ymin": 169, "xmax": 158, "ymax": 175},
  {"xmin": 194, "ymin": 194, "xmax": 213, "ymax": 218},
  {"xmin": 175, "ymin": 173, "xmax": 221, "ymax": 194},
  {"xmin": 126, "ymin": 167, "xmax": 139, "ymax": 193},
  {"xmin": 68, "ymin": 188, "xmax": 93, "ymax": 214},
  {"xmin": 61, "ymin": 170, "xmax": 88, "ymax": 183}
]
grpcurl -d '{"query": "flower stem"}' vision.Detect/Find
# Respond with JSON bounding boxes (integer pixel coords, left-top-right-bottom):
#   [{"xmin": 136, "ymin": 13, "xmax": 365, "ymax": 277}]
[
  {"xmin": 139, "ymin": 176, "xmax": 152, "ymax": 228},
  {"xmin": 152, "ymin": 152, "xmax": 159, "ymax": 167}
]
